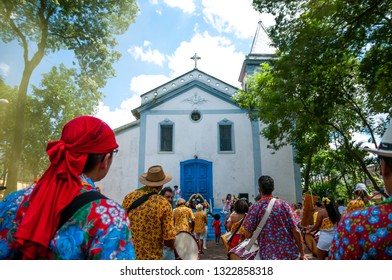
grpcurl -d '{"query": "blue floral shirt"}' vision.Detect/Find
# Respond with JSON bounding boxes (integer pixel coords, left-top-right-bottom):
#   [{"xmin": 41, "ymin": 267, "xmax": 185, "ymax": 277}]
[
  {"xmin": 329, "ymin": 197, "xmax": 392, "ymax": 260},
  {"xmin": 0, "ymin": 176, "xmax": 135, "ymax": 260}
]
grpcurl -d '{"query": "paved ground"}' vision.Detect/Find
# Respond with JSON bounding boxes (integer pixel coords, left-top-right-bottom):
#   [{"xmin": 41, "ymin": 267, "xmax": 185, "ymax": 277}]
[{"xmin": 199, "ymin": 240, "xmax": 316, "ymax": 260}]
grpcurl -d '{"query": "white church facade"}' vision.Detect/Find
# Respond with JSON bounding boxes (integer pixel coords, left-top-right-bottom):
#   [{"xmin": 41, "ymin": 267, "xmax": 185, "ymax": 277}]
[{"xmin": 99, "ymin": 22, "xmax": 302, "ymax": 208}]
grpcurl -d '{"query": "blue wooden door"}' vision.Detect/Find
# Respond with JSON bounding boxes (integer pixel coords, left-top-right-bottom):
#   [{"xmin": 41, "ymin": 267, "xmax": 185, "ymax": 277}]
[{"xmin": 180, "ymin": 159, "xmax": 213, "ymax": 207}]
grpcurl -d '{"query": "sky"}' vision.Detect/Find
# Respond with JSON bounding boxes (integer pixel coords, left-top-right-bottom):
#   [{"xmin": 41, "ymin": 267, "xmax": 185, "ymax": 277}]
[{"xmin": 0, "ymin": 0, "xmax": 275, "ymax": 130}]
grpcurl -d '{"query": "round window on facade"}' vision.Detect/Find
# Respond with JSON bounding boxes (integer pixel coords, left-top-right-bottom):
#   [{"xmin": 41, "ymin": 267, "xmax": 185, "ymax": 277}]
[{"xmin": 191, "ymin": 110, "xmax": 201, "ymax": 122}]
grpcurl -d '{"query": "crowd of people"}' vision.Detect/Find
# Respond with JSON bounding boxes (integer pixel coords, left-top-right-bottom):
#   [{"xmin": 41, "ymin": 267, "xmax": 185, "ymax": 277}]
[{"xmin": 0, "ymin": 115, "xmax": 391, "ymax": 260}]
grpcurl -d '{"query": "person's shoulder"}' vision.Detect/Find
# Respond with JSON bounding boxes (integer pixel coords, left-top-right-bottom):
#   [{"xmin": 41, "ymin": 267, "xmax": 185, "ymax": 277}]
[
  {"xmin": 122, "ymin": 189, "xmax": 140, "ymax": 200},
  {"xmin": 1, "ymin": 184, "xmax": 35, "ymax": 206}
]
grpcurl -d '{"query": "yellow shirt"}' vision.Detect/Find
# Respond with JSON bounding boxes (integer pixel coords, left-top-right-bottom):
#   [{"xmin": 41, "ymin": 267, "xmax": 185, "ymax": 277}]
[
  {"xmin": 193, "ymin": 211, "xmax": 207, "ymax": 233},
  {"xmin": 320, "ymin": 217, "xmax": 334, "ymax": 230},
  {"xmin": 230, "ymin": 215, "xmax": 246, "ymax": 235},
  {"xmin": 345, "ymin": 199, "xmax": 365, "ymax": 213},
  {"xmin": 173, "ymin": 205, "xmax": 195, "ymax": 233},
  {"xmin": 122, "ymin": 187, "xmax": 176, "ymax": 260}
]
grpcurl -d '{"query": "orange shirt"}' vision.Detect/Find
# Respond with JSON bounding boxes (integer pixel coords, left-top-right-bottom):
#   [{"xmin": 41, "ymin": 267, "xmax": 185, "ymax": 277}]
[
  {"xmin": 122, "ymin": 187, "xmax": 176, "ymax": 260},
  {"xmin": 173, "ymin": 205, "xmax": 195, "ymax": 233},
  {"xmin": 193, "ymin": 211, "xmax": 207, "ymax": 233}
]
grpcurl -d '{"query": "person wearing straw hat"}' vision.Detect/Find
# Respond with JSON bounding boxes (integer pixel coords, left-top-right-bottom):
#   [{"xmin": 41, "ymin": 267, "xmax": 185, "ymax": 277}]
[
  {"xmin": 344, "ymin": 183, "xmax": 372, "ymax": 213},
  {"xmin": 0, "ymin": 116, "xmax": 135, "ymax": 260},
  {"xmin": 329, "ymin": 121, "xmax": 392, "ymax": 259},
  {"xmin": 122, "ymin": 165, "xmax": 176, "ymax": 260}
]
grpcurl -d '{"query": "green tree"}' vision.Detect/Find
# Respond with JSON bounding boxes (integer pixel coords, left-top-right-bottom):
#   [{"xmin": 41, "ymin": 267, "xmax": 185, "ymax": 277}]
[
  {"xmin": 235, "ymin": 0, "xmax": 391, "ymax": 195},
  {"xmin": 21, "ymin": 64, "xmax": 97, "ymax": 181},
  {"xmin": 0, "ymin": 80, "xmax": 17, "ymax": 185},
  {"xmin": 0, "ymin": 0, "xmax": 139, "ymax": 193}
]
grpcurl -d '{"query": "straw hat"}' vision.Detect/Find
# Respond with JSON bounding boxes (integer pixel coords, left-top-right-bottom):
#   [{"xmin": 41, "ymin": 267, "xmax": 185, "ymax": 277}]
[
  {"xmin": 139, "ymin": 165, "xmax": 172, "ymax": 187},
  {"xmin": 364, "ymin": 120, "xmax": 392, "ymax": 157},
  {"xmin": 353, "ymin": 183, "xmax": 369, "ymax": 194}
]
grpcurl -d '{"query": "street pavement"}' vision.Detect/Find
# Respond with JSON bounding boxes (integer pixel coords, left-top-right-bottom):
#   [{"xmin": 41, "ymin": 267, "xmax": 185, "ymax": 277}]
[{"xmin": 199, "ymin": 240, "xmax": 316, "ymax": 260}]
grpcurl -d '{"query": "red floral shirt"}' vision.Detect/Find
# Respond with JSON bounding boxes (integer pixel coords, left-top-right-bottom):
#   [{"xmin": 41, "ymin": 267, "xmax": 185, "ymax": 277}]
[
  {"xmin": 242, "ymin": 195, "xmax": 301, "ymax": 260},
  {"xmin": 329, "ymin": 198, "xmax": 392, "ymax": 260}
]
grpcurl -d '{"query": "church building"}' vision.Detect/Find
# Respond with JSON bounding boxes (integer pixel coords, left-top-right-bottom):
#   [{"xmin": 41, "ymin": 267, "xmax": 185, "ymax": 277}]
[{"xmin": 99, "ymin": 22, "xmax": 302, "ymax": 208}]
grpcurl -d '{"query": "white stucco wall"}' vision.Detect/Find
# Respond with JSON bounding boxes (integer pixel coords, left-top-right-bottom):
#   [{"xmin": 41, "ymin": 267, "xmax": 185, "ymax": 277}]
[{"xmin": 98, "ymin": 123, "xmax": 140, "ymax": 204}]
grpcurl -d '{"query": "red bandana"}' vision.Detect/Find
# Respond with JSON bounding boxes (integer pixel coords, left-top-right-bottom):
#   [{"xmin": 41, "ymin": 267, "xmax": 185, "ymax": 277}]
[{"xmin": 12, "ymin": 116, "xmax": 118, "ymax": 259}]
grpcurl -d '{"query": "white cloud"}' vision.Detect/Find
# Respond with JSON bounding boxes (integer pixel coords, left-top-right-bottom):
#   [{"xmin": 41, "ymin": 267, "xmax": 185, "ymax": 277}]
[
  {"xmin": 0, "ymin": 63, "xmax": 10, "ymax": 78},
  {"xmin": 201, "ymin": 0, "xmax": 275, "ymax": 39},
  {"xmin": 96, "ymin": 74, "xmax": 171, "ymax": 129},
  {"xmin": 167, "ymin": 31, "xmax": 245, "ymax": 87},
  {"xmin": 95, "ymin": 95, "xmax": 141, "ymax": 129},
  {"xmin": 128, "ymin": 41, "xmax": 166, "ymax": 67},
  {"xmin": 130, "ymin": 74, "xmax": 171, "ymax": 95},
  {"xmin": 163, "ymin": 0, "xmax": 196, "ymax": 14}
]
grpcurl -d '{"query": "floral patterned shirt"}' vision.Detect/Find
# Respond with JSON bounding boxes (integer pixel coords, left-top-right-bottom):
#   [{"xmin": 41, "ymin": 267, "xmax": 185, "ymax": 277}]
[
  {"xmin": 0, "ymin": 175, "xmax": 135, "ymax": 260},
  {"xmin": 122, "ymin": 187, "xmax": 176, "ymax": 260},
  {"xmin": 173, "ymin": 205, "xmax": 195, "ymax": 233},
  {"xmin": 329, "ymin": 198, "xmax": 392, "ymax": 260},
  {"xmin": 242, "ymin": 195, "xmax": 301, "ymax": 260},
  {"xmin": 193, "ymin": 211, "xmax": 207, "ymax": 233},
  {"xmin": 345, "ymin": 199, "xmax": 366, "ymax": 213}
]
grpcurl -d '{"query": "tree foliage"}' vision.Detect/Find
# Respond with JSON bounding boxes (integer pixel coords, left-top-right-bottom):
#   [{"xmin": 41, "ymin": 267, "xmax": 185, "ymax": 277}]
[
  {"xmin": 0, "ymin": 0, "xmax": 139, "ymax": 193},
  {"xmin": 1, "ymin": 64, "xmax": 100, "ymax": 186},
  {"xmin": 234, "ymin": 0, "xmax": 391, "ymax": 197}
]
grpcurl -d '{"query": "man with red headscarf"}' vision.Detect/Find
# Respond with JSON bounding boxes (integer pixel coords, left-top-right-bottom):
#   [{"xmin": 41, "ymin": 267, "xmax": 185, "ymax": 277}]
[{"xmin": 0, "ymin": 116, "xmax": 136, "ymax": 260}]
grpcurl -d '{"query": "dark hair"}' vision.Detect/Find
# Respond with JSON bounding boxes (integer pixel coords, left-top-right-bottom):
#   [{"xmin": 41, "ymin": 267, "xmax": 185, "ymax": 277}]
[
  {"xmin": 214, "ymin": 214, "xmax": 221, "ymax": 220},
  {"xmin": 354, "ymin": 189, "xmax": 371, "ymax": 205},
  {"xmin": 314, "ymin": 201, "xmax": 322, "ymax": 207},
  {"xmin": 323, "ymin": 196, "xmax": 341, "ymax": 224},
  {"xmin": 174, "ymin": 185, "xmax": 178, "ymax": 189},
  {"xmin": 159, "ymin": 186, "xmax": 173, "ymax": 196},
  {"xmin": 337, "ymin": 199, "xmax": 344, "ymax": 205},
  {"xmin": 234, "ymin": 199, "xmax": 249, "ymax": 214},
  {"xmin": 258, "ymin": 175, "xmax": 274, "ymax": 195},
  {"xmin": 380, "ymin": 156, "xmax": 392, "ymax": 171},
  {"xmin": 255, "ymin": 194, "xmax": 261, "ymax": 202},
  {"xmin": 226, "ymin": 193, "xmax": 232, "ymax": 200},
  {"xmin": 83, "ymin": 153, "xmax": 113, "ymax": 173}
]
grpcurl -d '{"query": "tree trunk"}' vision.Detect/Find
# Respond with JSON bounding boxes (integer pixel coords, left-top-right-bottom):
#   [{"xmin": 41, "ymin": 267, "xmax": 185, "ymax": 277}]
[
  {"xmin": 5, "ymin": 63, "xmax": 36, "ymax": 195},
  {"xmin": 303, "ymin": 151, "xmax": 313, "ymax": 193}
]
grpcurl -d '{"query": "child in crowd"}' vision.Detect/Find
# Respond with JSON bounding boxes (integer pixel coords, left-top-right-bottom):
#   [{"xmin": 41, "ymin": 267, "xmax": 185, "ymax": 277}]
[{"xmin": 212, "ymin": 214, "xmax": 222, "ymax": 245}]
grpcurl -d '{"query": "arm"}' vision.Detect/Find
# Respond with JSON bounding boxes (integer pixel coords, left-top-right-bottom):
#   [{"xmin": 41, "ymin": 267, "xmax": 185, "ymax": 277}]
[
  {"xmin": 292, "ymin": 226, "xmax": 307, "ymax": 260},
  {"xmin": 306, "ymin": 209, "xmax": 324, "ymax": 233},
  {"xmin": 164, "ymin": 239, "xmax": 175, "ymax": 249},
  {"xmin": 226, "ymin": 215, "xmax": 233, "ymax": 230},
  {"xmin": 162, "ymin": 202, "xmax": 176, "ymax": 249},
  {"xmin": 244, "ymin": 229, "xmax": 252, "ymax": 239},
  {"xmin": 189, "ymin": 209, "xmax": 195, "ymax": 232}
]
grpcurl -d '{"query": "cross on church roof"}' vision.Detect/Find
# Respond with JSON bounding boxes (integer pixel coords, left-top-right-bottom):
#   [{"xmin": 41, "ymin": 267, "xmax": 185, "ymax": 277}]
[{"xmin": 190, "ymin": 53, "xmax": 201, "ymax": 69}]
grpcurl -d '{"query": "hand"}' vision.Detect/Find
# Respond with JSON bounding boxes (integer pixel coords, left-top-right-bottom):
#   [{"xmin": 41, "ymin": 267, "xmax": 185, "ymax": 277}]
[{"xmin": 299, "ymin": 255, "xmax": 308, "ymax": 260}]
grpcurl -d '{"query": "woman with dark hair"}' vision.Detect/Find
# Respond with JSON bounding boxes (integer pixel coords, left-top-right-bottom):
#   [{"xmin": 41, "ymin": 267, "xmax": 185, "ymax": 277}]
[
  {"xmin": 306, "ymin": 196, "xmax": 340, "ymax": 259},
  {"xmin": 226, "ymin": 199, "xmax": 249, "ymax": 250}
]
